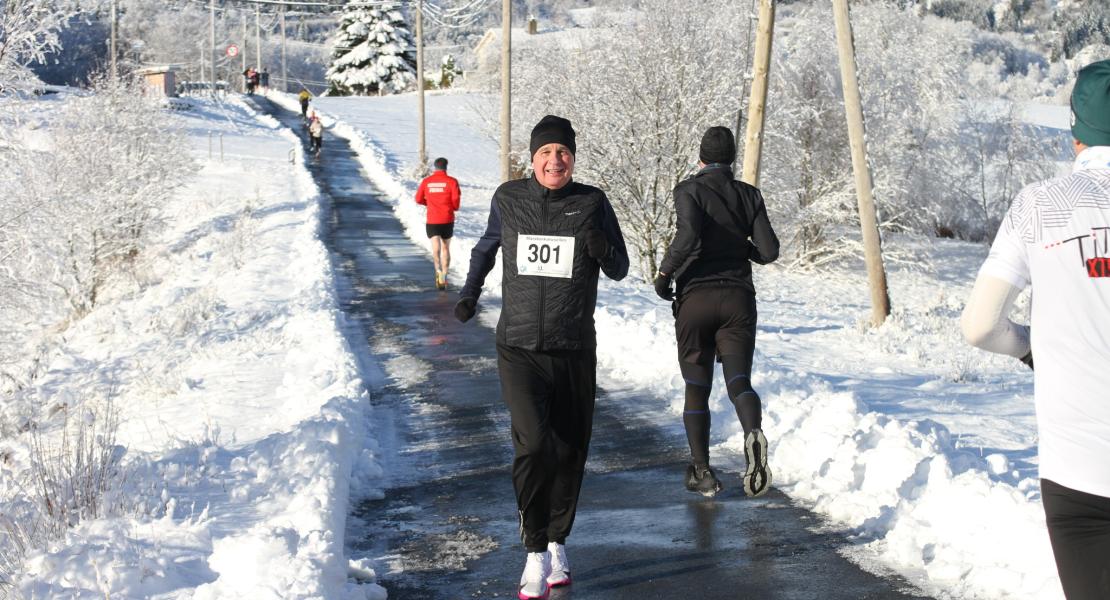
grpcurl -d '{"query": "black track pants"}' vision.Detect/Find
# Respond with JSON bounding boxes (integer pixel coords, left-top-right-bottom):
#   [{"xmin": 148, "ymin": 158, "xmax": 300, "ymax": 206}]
[
  {"xmin": 497, "ymin": 343, "xmax": 596, "ymax": 552},
  {"xmin": 674, "ymin": 287, "xmax": 761, "ymax": 466},
  {"xmin": 1042, "ymin": 478, "xmax": 1110, "ymax": 599}
]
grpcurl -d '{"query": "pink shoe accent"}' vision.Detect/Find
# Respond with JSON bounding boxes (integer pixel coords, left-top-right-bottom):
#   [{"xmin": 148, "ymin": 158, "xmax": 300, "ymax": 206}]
[
  {"xmin": 548, "ymin": 573, "xmax": 571, "ymax": 587},
  {"xmin": 518, "ymin": 586, "xmax": 550, "ymax": 600}
]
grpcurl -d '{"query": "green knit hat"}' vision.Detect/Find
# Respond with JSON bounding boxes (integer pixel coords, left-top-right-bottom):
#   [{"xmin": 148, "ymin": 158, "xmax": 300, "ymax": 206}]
[{"xmin": 1071, "ymin": 59, "xmax": 1110, "ymax": 147}]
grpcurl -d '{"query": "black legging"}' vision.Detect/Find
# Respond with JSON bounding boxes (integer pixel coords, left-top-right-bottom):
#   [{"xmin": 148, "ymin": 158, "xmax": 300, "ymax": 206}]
[
  {"xmin": 1042, "ymin": 478, "xmax": 1110, "ymax": 599},
  {"xmin": 680, "ymin": 353, "xmax": 761, "ymax": 468}
]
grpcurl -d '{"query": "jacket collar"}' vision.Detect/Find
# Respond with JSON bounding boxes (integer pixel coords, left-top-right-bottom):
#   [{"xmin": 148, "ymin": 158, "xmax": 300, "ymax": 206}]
[
  {"xmin": 1075, "ymin": 146, "xmax": 1110, "ymax": 172},
  {"xmin": 695, "ymin": 163, "xmax": 733, "ymax": 178},
  {"xmin": 528, "ymin": 174, "xmax": 576, "ymax": 198}
]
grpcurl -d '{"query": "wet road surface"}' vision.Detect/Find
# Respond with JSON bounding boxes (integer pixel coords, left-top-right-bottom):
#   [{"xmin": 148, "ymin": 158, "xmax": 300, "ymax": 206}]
[{"xmin": 247, "ymin": 96, "xmax": 933, "ymax": 600}]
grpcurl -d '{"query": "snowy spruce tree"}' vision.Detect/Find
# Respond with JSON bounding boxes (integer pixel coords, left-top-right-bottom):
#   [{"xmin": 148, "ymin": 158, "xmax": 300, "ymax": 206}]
[{"xmin": 326, "ymin": 3, "xmax": 416, "ymax": 96}]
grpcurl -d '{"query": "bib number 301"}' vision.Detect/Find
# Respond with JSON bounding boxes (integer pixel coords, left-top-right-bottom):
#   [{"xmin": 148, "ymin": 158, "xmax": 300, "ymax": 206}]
[{"xmin": 517, "ymin": 234, "xmax": 575, "ymax": 278}]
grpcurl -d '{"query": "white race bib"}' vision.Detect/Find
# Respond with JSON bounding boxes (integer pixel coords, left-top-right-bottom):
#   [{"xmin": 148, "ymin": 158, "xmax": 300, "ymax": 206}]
[{"xmin": 517, "ymin": 234, "xmax": 575, "ymax": 278}]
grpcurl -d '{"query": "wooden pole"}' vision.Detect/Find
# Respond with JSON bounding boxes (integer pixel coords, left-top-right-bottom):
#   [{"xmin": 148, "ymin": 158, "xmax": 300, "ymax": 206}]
[
  {"xmin": 109, "ymin": 0, "xmax": 118, "ymax": 80},
  {"xmin": 832, "ymin": 0, "xmax": 890, "ymax": 326},
  {"xmin": 280, "ymin": 5, "xmax": 287, "ymax": 93},
  {"xmin": 500, "ymin": 0, "xmax": 512, "ymax": 182},
  {"xmin": 255, "ymin": 5, "xmax": 262, "ymax": 74},
  {"xmin": 732, "ymin": 107, "xmax": 743, "ymax": 172},
  {"xmin": 241, "ymin": 16, "xmax": 247, "ymax": 86},
  {"xmin": 209, "ymin": 0, "xmax": 216, "ymax": 94},
  {"xmin": 741, "ymin": 0, "xmax": 775, "ymax": 187},
  {"xmin": 417, "ymin": 0, "xmax": 427, "ymax": 172}
]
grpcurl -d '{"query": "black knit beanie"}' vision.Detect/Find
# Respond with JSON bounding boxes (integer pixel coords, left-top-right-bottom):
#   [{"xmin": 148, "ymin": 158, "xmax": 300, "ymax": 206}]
[
  {"xmin": 529, "ymin": 115, "xmax": 576, "ymax": 158},
  {"xmin": 699, "ymin": 126, "xmax": 736, "ymax": 165}
]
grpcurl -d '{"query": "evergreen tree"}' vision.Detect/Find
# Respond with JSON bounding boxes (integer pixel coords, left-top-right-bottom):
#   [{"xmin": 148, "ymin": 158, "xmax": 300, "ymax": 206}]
[{"xmin": 326, "ymin": 3, "xmax": 416, "ymax": 96}]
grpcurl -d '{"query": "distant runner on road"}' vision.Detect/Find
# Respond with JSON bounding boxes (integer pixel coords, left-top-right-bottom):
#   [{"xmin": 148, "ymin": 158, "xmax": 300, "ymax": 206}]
[
  {"xmin": 298, "ymin": 88, "xmax": 311, "ymax": 119},
  {"xmin": 962, "ymin": 59, "xmax": 1110, "ymax": 600},
  {"xmin": 415, "ymin": 157, "xmax": 461, "ymax": 290},
  {"xmin": 454, "ymin": 115, "xmax": 629, "ymax": 600},
  {"xmin": 654, "ymin": 126, "xmax": 779, "ymax": 499},
  {"xmin": 308, "ymin": 113, "xmax": 323, "ymax": 158}
]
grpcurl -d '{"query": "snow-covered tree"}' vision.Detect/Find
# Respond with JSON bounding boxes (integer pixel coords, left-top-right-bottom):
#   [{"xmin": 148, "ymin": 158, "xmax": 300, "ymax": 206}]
[
  {"xmin": 439, "ymin": 53, "xmax": 460, "ymax": 88},
  {"xmin": 326, "ymin": 3, "xmax": 416, "ymax": 96},
  {"xmin": 0, "ymin": 0, "xmax": 73, "ymax": 93}
]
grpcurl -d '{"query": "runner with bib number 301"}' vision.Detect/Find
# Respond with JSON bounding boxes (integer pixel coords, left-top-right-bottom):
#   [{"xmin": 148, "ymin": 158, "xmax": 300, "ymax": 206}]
[{"xmin": 454, "ymin": 115, "xmax": 629, "ymax": 600}]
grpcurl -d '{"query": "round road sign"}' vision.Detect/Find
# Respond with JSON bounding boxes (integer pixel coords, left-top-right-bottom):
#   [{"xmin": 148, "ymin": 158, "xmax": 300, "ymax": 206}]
[{"xmin": 226, "ymin": 44, "xmax": 239, "ymax": 58}]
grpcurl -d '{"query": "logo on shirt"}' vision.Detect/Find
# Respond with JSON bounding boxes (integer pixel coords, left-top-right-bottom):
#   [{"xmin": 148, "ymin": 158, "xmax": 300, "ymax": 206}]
[
  {"xmin": 564, "ymin": 210, "xmax": 581, "ymax": 216},
  {"xmin": 1046, "ymin": 226, "xmax": 1110, "ymax": 278}
]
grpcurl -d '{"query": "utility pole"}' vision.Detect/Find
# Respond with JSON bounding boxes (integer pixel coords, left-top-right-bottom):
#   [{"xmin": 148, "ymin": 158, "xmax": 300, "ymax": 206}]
[
  {"xmin": 241, "ymin": 15, "xmax": 247, "ymax": 87},
  {"xmin": 832, "ymin": 0, "xmax": 890, "ymax": 326},
  {"xmin": 741, "ymin": 0, "xmax": 775, "ymax": 187},
  {"xmin": 732, "ymin": 108, "xmax": 743, "ymax": 173},
  {"xmin": 255, "ymin": 5, "xmax": 262, "ymax": 73},
  {"xmin": 416, "ymin": 0, "xmax": 427, "ymax": 172},
  {"xmin": 199, "ymin": 40, "xmax": 205, "ymax": 87},
  {"xmin": 109, "ymin": 0, "xmax": 118, "ymax": 80},
  {"xmin": 280, "ymin": 4, "xmax": 287, "ymax": 93},
  {"xmin": 500, "ymin": 0, "xmax": 511, "ymax": 182},
  {"xmin": 209, "ymin": 0, "xmax": 216, "ymax": 94}
]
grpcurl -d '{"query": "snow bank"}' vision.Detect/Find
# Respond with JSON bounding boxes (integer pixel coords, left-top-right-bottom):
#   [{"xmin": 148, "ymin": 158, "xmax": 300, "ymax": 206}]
[{"xmin": 7, "ymin": 95, "xmax": 384, "ymax": 599}]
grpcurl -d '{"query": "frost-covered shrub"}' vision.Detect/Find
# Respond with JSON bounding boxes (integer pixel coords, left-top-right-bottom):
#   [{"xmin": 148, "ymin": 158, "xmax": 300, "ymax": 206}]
[
  {"xmin": 0, "ymin": 75, "xmax": 191, "ymax": 394},
  {"xmin": 1, "ymin": 396, "xmax": 127, "ymax": 594},
  {"xmin": 0, "ymin": 0, "xmax": 71, "ymax": 94},
  {"xmin": 762, "ymin": 3, "xmax": 1060, "ymax": 263}
]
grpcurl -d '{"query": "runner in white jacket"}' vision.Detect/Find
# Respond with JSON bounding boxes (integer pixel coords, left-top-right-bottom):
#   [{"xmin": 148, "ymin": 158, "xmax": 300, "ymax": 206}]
[{"xmin": 962, "ymin": 59, "xmax": 1110, "ymax": 600}]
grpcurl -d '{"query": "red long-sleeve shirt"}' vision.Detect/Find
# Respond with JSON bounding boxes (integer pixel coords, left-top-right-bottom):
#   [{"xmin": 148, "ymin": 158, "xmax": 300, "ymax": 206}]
[{"xmin": 415, "ymin": 170, "xmax": 461, "ymax": 224}]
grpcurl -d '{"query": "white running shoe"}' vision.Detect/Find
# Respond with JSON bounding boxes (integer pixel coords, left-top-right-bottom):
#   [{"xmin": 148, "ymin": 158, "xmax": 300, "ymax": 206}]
[
  {"xmin": 518, "ymin": 551, "xmax": 551, "ymax": 599},
  {"xmin": 546, "ymin": 542, "xmax": 571, "ymax": 587}
]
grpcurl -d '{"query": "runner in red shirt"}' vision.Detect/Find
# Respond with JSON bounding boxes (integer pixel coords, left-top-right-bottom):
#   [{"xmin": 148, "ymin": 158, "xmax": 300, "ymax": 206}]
[{"xmin": 415, "ymin": 157, "xmax": 462, "ymax": 290}]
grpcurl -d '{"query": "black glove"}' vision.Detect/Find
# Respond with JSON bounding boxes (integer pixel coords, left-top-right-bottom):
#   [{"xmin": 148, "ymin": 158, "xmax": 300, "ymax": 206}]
[
  {"xmin": 454, "ymin": 297, "xmax": 477, "ymax": 323},
  {"xmin": 1020, "ymin": 351, "xmax": 1034, "ymax": 371},
  {"xmin": 653, "ymin": 272, "xmax": 674, "ymax": 301},
  {"xmin": 584, "ymin": 229, "xmax": 609, "ymax": 260}
]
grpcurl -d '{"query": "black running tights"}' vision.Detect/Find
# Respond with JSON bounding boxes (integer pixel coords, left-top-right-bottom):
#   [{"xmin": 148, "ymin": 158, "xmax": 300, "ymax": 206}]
[
  {"xmin": 1042, "ymin": 478, "xmax": 1110, "ymax": 599},
  {"xmin": 680, "ymin": 354, "xmax": 761, "ymax": 467}
]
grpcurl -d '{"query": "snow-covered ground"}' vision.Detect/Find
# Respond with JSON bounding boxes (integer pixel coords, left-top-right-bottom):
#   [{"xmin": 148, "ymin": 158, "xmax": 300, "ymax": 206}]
[
  {"xmin": 284, "ymin": 89, "xmax": 1067, "ymax": 599},
  {"xmin": 2, "ymin": 94, "xmax": 385, "ymax": 599}
]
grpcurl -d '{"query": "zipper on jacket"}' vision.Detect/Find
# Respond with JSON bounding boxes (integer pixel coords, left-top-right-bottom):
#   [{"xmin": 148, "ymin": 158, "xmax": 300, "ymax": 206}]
[{"xmin": 537, "ymin": 188, "xmax": 549, "ymax": 351}]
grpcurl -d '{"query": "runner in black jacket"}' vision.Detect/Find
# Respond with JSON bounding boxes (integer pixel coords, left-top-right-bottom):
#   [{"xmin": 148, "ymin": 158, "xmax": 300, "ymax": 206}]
[
  {"xmin": 655, "ymin": 126, "xmax": 779, "ymax": 498},
  {"xmin": 455, "ymin": 115, "xmax": 628, "ymax": 599}
]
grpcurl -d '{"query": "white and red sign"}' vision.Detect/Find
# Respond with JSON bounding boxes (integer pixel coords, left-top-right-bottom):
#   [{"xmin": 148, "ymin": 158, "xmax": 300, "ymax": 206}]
[{"xmin": 226, "ymin": 44, "xmax": 239, "ymax": 58}]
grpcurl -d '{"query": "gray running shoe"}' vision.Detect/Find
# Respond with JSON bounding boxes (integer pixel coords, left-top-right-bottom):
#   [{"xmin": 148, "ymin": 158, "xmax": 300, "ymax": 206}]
[
  {"xmin": 743, "ymin": 429, "xmax": 772, "ymax": 497},
  {"xmin": 685, "ymin": 463, "xmax": 723, "ymax": 497}
]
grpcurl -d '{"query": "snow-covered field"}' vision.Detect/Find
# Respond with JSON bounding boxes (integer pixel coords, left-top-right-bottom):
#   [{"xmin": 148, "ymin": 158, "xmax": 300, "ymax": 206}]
[
  {"xmin": 285, "ymin": 89, "xmax": 1066, "ymax": 599},
  {"xmin": 2, "ymin": 95, "xmax": 385, "ymax": 599}
]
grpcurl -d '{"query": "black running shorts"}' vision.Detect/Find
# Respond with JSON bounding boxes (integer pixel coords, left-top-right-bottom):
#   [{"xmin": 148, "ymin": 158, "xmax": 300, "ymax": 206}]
[
  {"xmin": 674, "ymin": 286, "xmax": 757, "ymax": 364},
  {"xmin": 426, "ymin": 223, "xmax": 454, "ymax": 239}
]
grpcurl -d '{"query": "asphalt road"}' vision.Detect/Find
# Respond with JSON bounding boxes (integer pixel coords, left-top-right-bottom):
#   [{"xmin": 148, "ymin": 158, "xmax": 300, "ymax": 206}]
[{"xmin": 249, "ymin": 95, "xmax": 933, "ymax": 600}]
